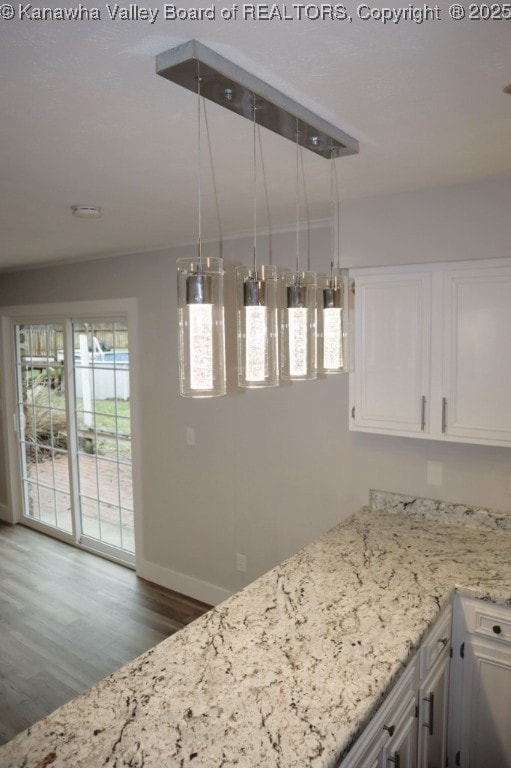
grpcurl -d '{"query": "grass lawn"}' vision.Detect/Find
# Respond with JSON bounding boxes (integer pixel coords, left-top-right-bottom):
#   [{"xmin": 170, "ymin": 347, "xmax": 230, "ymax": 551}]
[
  {"xmin": 77, "ymin": 397, "xmax": 131, "ymax": 435},
  {"xmin": 41, "ymin": 390, "xmax": 131, "ymax": 434}
]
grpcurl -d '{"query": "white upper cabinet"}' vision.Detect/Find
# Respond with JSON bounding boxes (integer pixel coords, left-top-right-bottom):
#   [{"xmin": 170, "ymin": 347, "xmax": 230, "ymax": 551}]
[
  {"xmin": 349, "ymin": 258, "xmax": 511, "ymax": 447},
  {"xmin": 350, "ymin": 268, "xmax": 432, "ymax": 435},
  {"xmin": 442, "ymin": 262, "xmax": 511, "ymax": 444}
]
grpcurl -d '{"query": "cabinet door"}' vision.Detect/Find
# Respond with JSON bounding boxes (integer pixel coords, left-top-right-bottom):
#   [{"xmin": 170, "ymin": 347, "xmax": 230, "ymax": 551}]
[
  {"xmin": 417, "ymin": 653, "xmax": 450, "ymax": 768},
  {"xmin": 459, "ymin": 637, "xmax": 511, "ymax": 768},
  {"xmin": 338, "ymin": 661, "xmax": 418, "ymax": 768},
  {"xmin": 383, "ymin": 696, "xmax": 418, "ymax": 768},
  {"xmin": 350, "ymin": 271, "xmax": 431, "ymax": 435},
  {"xmin": 443, "ymin": 263, "xmax": 511, "ymax": 445}
]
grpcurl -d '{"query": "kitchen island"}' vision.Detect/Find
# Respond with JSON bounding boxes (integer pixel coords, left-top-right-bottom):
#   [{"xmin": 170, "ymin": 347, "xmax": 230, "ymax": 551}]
[{"xmin": 1, "ymin": 491, "xmax": 511, "ymax": 768}]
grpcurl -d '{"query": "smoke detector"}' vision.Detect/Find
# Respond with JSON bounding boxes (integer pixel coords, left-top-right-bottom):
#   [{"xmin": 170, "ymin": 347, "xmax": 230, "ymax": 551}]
[{"xmin": 71, "ymin": 205, "xmax": 102, "ymax": 219}]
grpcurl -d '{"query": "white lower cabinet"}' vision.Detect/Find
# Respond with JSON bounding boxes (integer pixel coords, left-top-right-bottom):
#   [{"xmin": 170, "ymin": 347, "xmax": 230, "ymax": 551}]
[
  {"xmin": 417, "ymin": 653, "xmax": 450, "ymax": 768},
  {"xmin": 449, "ymin": 596, "xmax": 511, "ymax": 768},
  {"xmin": 339, "ymin": 597, "xmax": 511, "ymax": 768},
  {"xmin": 417, "ymin": 606, "xmax": 451, "ymax": 768},
  {"xmin": 383, "ymin": 695, "xmax": 418, "ymax": 768},
  {"xmin": 338, "ymin": 605, "xmax": 452, "ymax": 768},
  {"xmin": 338, "ymin": 660, "xmax": 419, "ymax": 768}
]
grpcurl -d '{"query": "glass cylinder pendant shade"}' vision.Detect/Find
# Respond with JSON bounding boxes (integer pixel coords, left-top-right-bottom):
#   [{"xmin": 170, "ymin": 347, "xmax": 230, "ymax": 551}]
[
  {"xmin": 280, "ymin": 271, "xmax": 317, "ymax": 381},
  {"xmin": 318, "ymin": 268, "xmax": 345, "ymax": 374},
  {"xmin": 177, "ymin": 256, "xmax": 226, "ymax": 397},
  {"xmin": 236, "ymin": 264, "xmax": 279, "ymax": 388}
]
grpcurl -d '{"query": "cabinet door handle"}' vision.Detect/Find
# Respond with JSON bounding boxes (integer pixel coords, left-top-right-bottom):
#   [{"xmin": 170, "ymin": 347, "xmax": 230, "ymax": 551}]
[
  {"xmin": 388, "ymin": 751, "xmax": 401, "ymax": 768},
  {"xmin": 441, "ymin": 397, "xmax": 447, "ymax": 433},
  {"xmin": 421, "ymin": 395, "xmax": 426, "ymax": 431},
  {"xmin": 423, "ymin": 692, "xmax": 435, "ymax": 736}
]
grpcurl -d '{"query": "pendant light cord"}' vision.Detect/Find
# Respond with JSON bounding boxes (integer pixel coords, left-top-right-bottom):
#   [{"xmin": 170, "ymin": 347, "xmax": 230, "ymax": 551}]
[
  {"xmin": 330, "ymin": 151, "xmax": 335, "ymax": 280},
  {"xmin": 197, "ymin": 64, "xmax": 203, "ymax": 268},
  {"xmin": 258, "ymin": 124, "xmax": 272, "ymax": 265},
  {"xmin": 203, "ymin": 100, "xmax": 223, "ymax": 254},
  {"xmin": 252, "ymin": 96, "xmax": 257, "ymax": 276},
  {"xmin": 295, "ymin": 121, "xmax": 300, "ymax": 275},
  {"xmin": 333, "ymin": 156, "xmax": 340, "ymax": 270}
]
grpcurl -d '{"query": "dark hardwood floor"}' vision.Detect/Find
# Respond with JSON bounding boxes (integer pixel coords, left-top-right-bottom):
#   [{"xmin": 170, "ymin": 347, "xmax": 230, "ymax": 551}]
[{"xmin": 0, "ymin": 521, "xmax": 211, "ymax": 746}]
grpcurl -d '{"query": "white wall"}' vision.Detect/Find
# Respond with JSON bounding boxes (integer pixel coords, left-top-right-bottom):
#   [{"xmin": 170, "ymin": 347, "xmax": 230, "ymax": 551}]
[{"xmin": 1, "ymin": 175, "xmax": 510, "ymax": 602}]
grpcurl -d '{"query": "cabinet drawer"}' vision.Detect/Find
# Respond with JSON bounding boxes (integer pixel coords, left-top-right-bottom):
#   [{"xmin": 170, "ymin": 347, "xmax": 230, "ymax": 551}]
[
  {"xmin": 383, "ymin": 694, "xmax": 418, "ymax": 768},
  {"xmin": 419, "ymin": 605, "xmax": 452, "ymax": 679},
  {"xmin": 461, "ymin": 597, "xmax": 511, "ymax": 645},
  {"xmin": 338, "ymin": 656, "xmax": 418, "ymax": 767}
]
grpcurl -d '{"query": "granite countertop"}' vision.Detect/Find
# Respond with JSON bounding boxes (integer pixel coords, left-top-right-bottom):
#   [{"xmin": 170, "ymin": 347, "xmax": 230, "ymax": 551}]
[{"xmin": 2, "ymin": 491, "xmax": 511, "ymax": 768}]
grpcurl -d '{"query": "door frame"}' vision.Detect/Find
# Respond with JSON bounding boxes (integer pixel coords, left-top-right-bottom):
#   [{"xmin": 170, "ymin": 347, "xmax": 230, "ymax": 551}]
[{"xmin": 0, "ymin": 298, "xmax": 143, "ymax": 569}]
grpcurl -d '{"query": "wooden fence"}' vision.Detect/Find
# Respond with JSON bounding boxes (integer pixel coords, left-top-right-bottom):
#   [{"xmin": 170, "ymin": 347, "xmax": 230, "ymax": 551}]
[{"xmin": 20, "ymin": 326, "xmax": 129, "ymax": 357}]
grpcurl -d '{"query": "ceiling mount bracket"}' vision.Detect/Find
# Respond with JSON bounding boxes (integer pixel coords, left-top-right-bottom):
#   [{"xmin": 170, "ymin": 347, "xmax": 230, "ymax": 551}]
[{"xmin": 155, "ymin": 40, "xmax": 358, "ymax": 160}]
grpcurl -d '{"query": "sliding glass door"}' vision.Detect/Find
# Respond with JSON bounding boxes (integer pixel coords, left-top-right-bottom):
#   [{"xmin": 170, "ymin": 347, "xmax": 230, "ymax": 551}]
[
  {"xmin": 14, "ymin": 318, "xmax": 135, "ymax": 564},
  {"xmin": 15, "ymin": 323, "xmax": 73, "ymax": 533},
  {"xmin": 72, "ymin": 321, "xmax": 134, "ymax": 557}
]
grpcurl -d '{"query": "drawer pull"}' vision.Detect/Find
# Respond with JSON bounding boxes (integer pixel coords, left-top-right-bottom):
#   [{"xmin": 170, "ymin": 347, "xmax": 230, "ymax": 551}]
[
  {"xmin": 383, "ymin": 724, "xmax": 395, "ymax": 737},
  {"xmin": 441, "ymin": 397, "xmax": 447, "ymax": 433},
  {"xmin": 423, "ymin": 693, "xmax": 435, "ymax": 736},
  {"xmin": 493, "ymin": 625, "xmax": 502, "ymax": 635}
]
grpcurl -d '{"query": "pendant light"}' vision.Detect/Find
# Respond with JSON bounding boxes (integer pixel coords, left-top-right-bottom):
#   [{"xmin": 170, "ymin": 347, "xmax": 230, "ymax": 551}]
[
  {"xmin": 317, "ymin": 153, "xmax": 346, "ymax": 374},
  {"xmin": 236, "ymin": 99, "xmax": 279, "ymax": 388},
  {"xmin": 176, "ymin": 66, "xmax": 226, "ymax": 398},
  {"xmin": 160, "ymin": 41, "xmax": 359, "ymax": 395},
  {"xmin": 281, "ymin": 126, "xmax": 317, "ymax": 381}
]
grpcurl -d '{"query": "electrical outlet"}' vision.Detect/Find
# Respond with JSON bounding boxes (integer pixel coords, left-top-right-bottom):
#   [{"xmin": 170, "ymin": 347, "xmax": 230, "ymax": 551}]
[
  {"xmin": 186, "ymin": 427, "xmax": 195, "ymax": 446},
  {"xmin": 236, "ymin": 553, "xmax": 247, "ymax": 573},
  {"xmin": 427, "ymin": 460, "xmax": 443, "ymax": 486}
]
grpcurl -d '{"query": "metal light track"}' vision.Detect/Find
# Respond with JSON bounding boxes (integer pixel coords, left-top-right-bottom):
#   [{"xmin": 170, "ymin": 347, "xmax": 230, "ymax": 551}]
[{"xmin": 155, "ymin": 40, "xmax": 358, "ymax": 159}]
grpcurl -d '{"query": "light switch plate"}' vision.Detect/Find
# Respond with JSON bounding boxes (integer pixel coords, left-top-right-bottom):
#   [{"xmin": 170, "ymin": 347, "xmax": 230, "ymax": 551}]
[{"xmin": 186, "ymin": 427, "xmax": 195, "ymax": 446}]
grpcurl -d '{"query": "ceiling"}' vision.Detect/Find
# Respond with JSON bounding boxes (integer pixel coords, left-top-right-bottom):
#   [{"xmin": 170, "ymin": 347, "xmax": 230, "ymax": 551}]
[{"xmin": 1, "ymin": 12, "xmax": 510, "ymax": 271}]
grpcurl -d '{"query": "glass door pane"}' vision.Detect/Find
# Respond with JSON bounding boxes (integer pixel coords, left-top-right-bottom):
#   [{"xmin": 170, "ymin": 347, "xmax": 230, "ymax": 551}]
[
  {"xmin": 13, "ymin": 317, "xmax": 135, "ymax": 566},
  {"xmin": 72, "ymin": 321, "xmax": 134, "ymax": 560},
  {"xmin": 15, "ymin": 323, "xmax": 73, "ymax": 534}
]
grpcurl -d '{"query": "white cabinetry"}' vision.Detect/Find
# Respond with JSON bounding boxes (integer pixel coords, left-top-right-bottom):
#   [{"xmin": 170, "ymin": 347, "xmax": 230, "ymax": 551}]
[
  {"xmin": 417, "ymin": 654, "xmax": 450, "ymax": 768},
  {"xmin": 339, "ymin": 605, "xmax": 451, "ymax": 768},
  {"xmin": 350, "ymin": 268, "xmax": 431, "ymax": 435},
  {"xmin": 417, "ymin": 607, "xmax": 451, "ymax": 768},
  {"xmin": 338, "ymin": 659, "xmax": 418, "ymax": 768},
  {"xmin": 442, "ymin": 262, "xmax": 511, "ymax": 444},
  {"xmin": 449, "ymin": 596, "xmax": 511, "ymax": 768},
  {"xmin": 349, "ymin": 258, "xmax": 511, "ymax": 447},
  {"xmin": 383, "ymin": 695, "xmax": 418, "ymax": 768}
]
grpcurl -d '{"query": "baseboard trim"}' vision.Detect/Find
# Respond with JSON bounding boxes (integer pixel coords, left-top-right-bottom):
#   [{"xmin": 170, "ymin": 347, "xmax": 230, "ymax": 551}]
[
  {"xmin": 136, "ymin": 558, "xmax": 232, "ymax": 607},
  {"xmin": 0, "ymin": 503, "xmax": 12, "ymax": 523}
]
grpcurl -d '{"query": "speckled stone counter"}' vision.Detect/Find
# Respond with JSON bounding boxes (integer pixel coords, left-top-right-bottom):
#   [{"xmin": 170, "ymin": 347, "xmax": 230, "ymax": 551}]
[{"xmin": 2, "ymin": 492, "xmax": 511, "ymax": 768}]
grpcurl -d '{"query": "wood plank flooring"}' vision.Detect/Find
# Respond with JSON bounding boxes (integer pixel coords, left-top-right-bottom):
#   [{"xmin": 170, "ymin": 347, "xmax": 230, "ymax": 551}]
[{"xmin": 0, "ymin": 522, "xmax": 211, "ymax": 746}]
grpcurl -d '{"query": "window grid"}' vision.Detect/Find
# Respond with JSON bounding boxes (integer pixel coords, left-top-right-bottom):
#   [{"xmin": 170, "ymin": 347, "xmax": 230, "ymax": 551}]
[
  {"xmin": 15, "ymin": 323, "xmax": 72, "ymax": 533},
  {"xmin": 73, "ymin": 321, "xmax": 134, "ymax": 554}
]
